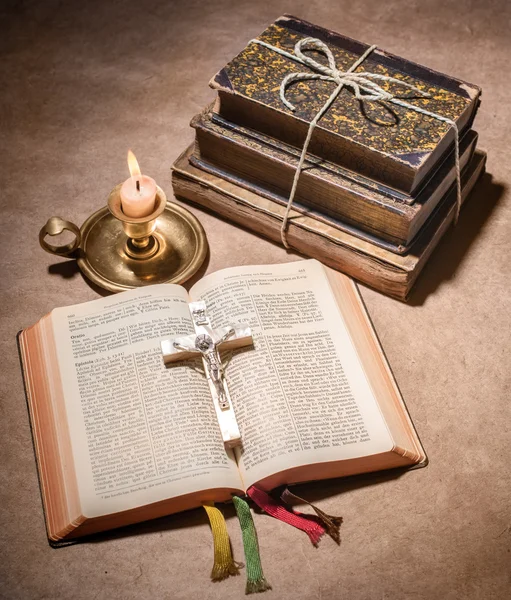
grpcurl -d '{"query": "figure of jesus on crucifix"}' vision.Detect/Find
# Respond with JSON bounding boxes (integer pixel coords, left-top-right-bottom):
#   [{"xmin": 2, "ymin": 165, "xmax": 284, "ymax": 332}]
[
  {"xmin": 161, "ymin": 302, "xmax": 253, "ymax": 448},
  {"xmin": 174, "ymin": 329, "xmax": 235, "ymax": 410}
]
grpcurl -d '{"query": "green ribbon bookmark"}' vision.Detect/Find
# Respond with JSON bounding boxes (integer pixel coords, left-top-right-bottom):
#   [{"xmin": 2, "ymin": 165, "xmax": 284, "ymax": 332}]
[{"xmin": 233, "ymin": 496, "xmax": 272, "ymax": 594}]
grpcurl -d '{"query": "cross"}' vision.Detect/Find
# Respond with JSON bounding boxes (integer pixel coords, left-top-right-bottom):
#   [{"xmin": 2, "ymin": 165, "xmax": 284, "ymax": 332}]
[{"xmin": 161, "ymin": 301, "xmax": 253, "ymax": 448}]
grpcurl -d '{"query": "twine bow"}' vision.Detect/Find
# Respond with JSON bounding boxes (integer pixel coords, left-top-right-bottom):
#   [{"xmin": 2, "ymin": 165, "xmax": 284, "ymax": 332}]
[
  {"xmin": 251, "ymin": 36, "xmax": 461, "ymax": 248},
  {"xmin": 278, "ymin": 37, "xmax": 431, "ymax": 112}
]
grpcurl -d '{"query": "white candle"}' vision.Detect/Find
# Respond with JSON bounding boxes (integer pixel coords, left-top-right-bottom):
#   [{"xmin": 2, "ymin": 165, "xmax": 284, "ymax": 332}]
[{"xmin": 120, "ymin": 150, "xmax": 157, "ymax": 218}]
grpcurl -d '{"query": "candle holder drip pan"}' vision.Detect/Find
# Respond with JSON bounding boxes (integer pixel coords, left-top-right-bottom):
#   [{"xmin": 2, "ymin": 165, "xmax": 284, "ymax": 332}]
[{"xmin": 39, "ymin": 185, "xmax": 208, "ymax": 293}]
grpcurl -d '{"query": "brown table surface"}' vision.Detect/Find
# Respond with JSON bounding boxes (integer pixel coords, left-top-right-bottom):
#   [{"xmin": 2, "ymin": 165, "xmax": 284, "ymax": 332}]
[{"xmin": 1, "ymin": 1, "xmax": 510, "ymax": 599}]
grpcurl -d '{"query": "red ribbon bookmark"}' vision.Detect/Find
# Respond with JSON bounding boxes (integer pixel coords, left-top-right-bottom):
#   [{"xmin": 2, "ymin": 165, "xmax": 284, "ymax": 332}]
[{"xmin": 247, "ymin": 486, "xmax": 326, "ymax": 546}]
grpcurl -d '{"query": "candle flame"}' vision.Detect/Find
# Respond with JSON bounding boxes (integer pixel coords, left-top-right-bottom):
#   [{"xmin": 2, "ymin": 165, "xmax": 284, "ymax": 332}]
[{"xmin": 127, "ymin": 149, "xmax": 142, "ymax": 178}]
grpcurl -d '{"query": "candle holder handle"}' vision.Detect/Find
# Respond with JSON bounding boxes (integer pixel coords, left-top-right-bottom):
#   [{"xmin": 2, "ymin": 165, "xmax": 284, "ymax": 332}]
[
  {"xmin": 39, "ymin": 216, "xmax": 82, "ymax": 258},
  {"xmin": 38, "ymin": 184, "xmax": 208, "ymax": 293}
]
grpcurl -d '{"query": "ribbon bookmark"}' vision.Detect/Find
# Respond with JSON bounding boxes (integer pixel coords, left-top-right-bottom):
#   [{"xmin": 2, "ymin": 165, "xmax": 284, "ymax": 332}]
[
  {"xmin": 233, "ymin": 496, "xmax": 272, "ymax": 594},
  {"xmin": 203, "ymin": 502, "xmax": 243, "ymax": 581},
  {"xmin": 281, "ymin": 488, "xmax": 343, "ymax": 544},
  {"xmin": 247, "ymin": 486, "xmax": 326, "ymax": 546}
]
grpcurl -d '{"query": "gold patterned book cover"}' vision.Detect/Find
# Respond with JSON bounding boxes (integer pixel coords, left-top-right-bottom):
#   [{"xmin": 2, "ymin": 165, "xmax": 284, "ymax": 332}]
[{"xmin": 210, "ymin": 15, "xmax": 481, "ymax": 194}]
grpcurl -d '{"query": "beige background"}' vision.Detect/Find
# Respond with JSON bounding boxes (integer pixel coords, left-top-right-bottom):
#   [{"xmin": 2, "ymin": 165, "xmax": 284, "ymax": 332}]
[{"xmin": 1, "ymin": 0, "xmax": 510, "ymax": 598}]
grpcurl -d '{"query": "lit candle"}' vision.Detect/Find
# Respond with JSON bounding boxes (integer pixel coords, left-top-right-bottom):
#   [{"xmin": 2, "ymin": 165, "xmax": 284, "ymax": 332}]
[{"xmin": 120, "ymin": 150, "xmax": 157, "ymax": 218}]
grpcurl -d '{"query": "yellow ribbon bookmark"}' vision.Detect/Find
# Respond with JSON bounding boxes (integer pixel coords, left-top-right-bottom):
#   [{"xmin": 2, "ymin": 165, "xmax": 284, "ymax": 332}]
[{"xmin": 203, "ymin": 502, "xmax": 243, "ymax": 581}]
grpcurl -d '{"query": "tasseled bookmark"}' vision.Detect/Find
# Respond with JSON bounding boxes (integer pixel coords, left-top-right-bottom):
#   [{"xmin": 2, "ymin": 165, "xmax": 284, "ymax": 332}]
[
  {"xmin": 232, "ymin": 496, "xmax": 272, "ymax": 594},
  {"xmin": 247, "ymin": 486, "xmax": 326, "ymax": 546},
  {"xmin": 202, "ymin": 502, "xmax": 243, "ymax": 581},
  {"xmin": 281, "ymin": 488, "xmax": 343, "ymax": 545}
]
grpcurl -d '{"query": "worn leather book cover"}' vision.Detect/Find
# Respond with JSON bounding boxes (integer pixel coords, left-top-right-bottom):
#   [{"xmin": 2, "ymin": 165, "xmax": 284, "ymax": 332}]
[
  {"xmin": 172, "ymin": 147, "xmax": 486, "ymax": 300},
  {"xmin": 210, "ymin": 14, "xmax": 481, "ymax": 194},
  {"xmin": 191, "ymin": 110, "xmax": 478, "ymax": 249}
]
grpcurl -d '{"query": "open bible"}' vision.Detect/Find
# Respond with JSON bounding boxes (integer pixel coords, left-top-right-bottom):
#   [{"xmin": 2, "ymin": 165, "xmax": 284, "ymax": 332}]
[{"xmin": 18, "ymin": 260, "xmax": 426, "ymax": 543}]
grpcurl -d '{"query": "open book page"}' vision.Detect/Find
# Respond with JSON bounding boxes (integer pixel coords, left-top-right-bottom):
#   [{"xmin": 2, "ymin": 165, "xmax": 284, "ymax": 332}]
[
  {"xmin": 51, "ymin": 285, "xmax": 243, "ymax": 518},
  {"xmin": 189, "ymin": 260, "xmax": 394, "ymax": 489}
]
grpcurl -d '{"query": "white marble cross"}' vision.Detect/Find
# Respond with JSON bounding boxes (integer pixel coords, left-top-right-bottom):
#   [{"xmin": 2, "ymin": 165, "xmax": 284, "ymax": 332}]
[{"xmin": 161, "ymin": 301, "xmax": 253, "ymax": 448}]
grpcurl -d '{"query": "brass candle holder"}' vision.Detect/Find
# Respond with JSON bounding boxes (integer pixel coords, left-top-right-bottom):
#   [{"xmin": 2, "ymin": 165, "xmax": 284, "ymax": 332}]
[{"xmin": 39, "ymin": 184, "xmax": 208, "ymax": 293}]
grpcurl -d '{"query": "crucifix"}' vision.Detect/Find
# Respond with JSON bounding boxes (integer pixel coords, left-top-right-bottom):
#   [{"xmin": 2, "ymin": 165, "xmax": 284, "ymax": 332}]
[{"xmin": 161, "ymin": 301, "xmax": 253, "ymax": 448}]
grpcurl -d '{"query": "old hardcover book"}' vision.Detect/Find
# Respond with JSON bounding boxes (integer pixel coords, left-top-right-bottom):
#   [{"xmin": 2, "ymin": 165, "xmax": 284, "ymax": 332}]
[
  {"xmin": 191, "ymin": 110, "xmax": 478, "ymax": 248},
  {"xmin": 172, "ymin": 147, "xmax": 486, "ymax": 300},
  {"xmin": 19, "ymin": 260, "xmax": 425, "ymax": 543},
  {"xmin": 210, "ymin": 14, "xmax": 481, "ymax": 194}
]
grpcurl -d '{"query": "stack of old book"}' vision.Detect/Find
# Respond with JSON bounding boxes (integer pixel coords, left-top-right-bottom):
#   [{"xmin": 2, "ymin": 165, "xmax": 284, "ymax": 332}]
[{"xmin": 172, "ymin": 15, "xmax": 485, "ymax": 300}]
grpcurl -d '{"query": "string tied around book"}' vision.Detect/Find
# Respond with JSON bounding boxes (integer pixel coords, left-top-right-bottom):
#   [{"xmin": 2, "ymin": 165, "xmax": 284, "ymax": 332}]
[{"xmin": 250, "ymin": 36, "xmax": 461, "ymax": 249}]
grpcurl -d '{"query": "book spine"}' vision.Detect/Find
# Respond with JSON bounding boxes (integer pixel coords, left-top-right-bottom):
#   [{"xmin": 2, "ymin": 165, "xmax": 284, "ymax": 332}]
[
  {"xmin": 214, "ymin": 90, "xmax": 417, "ymax": 193},
  {"xmin": 193, "ymin": 119, "xmax": 412, "ymax": 244},
  {"xmin": 171, "ymin": 165, "xmax": 410, "ymax": 300}
]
